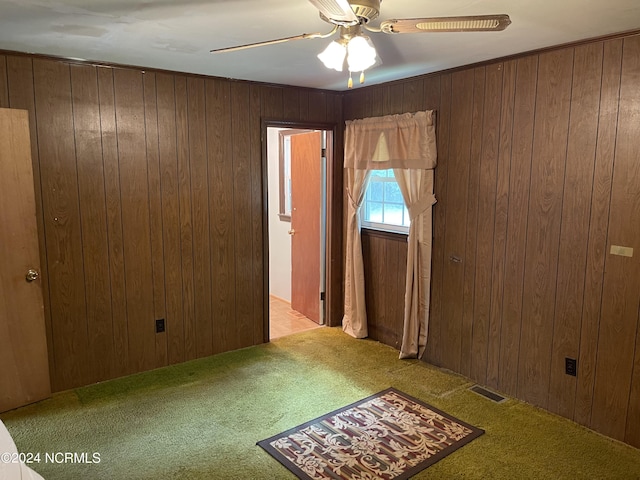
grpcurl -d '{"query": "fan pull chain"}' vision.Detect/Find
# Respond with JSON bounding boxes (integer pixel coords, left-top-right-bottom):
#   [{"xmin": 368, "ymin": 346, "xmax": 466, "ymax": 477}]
[{"xmin": 347, "ymin": 72, "xmax": 367, "ymax": 88}]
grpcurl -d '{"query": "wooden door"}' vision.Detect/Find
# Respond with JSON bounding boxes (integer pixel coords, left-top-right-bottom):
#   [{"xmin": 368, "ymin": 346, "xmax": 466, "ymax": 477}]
[
  {"xmin": 0, "ymin": 108, "xmax": 51, "ymax": 412},
  {"xmin": 290, "ymin": 131, "xmax": 322, "ymax": 323}
]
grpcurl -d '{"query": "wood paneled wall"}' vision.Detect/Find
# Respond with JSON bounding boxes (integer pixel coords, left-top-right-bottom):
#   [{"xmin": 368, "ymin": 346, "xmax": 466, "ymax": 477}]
[
  {"xmin": 344, "ymin": 33, "xmax": 640, "ymax": 447},
  {"xmin": 361, "ymin": 230, "xmax": 407, "ymax": 349},
  {"xmin": 0, "ymin": 53, "xmax": 343, "ymax": 392}
]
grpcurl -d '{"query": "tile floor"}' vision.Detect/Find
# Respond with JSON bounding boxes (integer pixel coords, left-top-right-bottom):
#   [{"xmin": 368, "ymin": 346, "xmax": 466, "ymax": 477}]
[{"xmin": 269, "ymin": 295, "xmax": 323, "ymax": 339}]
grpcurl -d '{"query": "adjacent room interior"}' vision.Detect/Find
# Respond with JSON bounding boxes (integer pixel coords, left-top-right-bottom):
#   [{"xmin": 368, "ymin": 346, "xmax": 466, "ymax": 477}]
[
  {"xmin": 266, "ymin": 126, "xmax": 328, "ymax": 340},
  {"xmin": 0, "ymin": 0, "xmax": 639, "ymax": 478}
]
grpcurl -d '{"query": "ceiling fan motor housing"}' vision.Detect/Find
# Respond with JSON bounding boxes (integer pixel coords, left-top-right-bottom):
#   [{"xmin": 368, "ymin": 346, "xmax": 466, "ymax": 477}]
[
  {"xmin": 350, "ymin": 0, "xmax": 381, "ymax": 23},
  {"xmin": 320, "ymin": 0, "xmax": 381, "ymax": 24}
]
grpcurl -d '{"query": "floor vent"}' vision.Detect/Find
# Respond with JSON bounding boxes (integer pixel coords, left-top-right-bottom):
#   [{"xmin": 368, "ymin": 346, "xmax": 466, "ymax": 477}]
[{"xmin": 469, "ymin": 385, "xmax": 506, "ymax": 403}]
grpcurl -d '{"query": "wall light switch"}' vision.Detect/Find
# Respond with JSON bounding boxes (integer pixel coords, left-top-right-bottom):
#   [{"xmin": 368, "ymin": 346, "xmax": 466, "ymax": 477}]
[{"xmin": 610, "ymin": 245, "xmax": 634, "ymax": 257}]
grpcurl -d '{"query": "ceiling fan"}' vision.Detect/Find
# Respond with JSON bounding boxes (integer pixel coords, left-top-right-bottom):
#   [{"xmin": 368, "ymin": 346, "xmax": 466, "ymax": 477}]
[{"xmin": 210, "ymin": 0, "xmax": 511, "ymax": 88}]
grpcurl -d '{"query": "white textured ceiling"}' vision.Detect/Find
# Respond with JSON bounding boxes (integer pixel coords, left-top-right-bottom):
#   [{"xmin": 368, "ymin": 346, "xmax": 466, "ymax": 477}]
[{"xmin": 0, "ymin": 0, "xmax": 639, "ymax": 91}]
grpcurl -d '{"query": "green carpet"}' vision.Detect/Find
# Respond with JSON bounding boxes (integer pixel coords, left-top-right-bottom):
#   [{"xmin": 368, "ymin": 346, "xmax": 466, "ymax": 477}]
[{"xmin": 2, "ymin": 327, "xmax": 639, "ymax": 479}]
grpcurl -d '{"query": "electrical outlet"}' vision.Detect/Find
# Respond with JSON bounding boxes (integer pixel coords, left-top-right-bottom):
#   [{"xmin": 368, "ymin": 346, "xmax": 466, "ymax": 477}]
[
  {"xmin": 565, "ymin": 357, "xmax": 577, "ymax": 377},
  {"xmin": 155, "ymin": 318, "xmax": 165, "ymax": 333}
]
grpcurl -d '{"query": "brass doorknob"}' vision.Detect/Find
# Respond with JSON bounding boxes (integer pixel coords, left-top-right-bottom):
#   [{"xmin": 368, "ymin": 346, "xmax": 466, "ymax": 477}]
[
  {"xmin": 26, "ymin": 269, "xmax": 39, "ymax": 282},
  {"xmin": 288, "ymin": 229, "xmax": 296, "ymax": 236}
]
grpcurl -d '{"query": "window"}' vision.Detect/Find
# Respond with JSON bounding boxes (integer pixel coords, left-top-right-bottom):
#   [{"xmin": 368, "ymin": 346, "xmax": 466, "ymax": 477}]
[
  {"xmin": 278, "ymin": 133, "xmax": 293, "ymax": 221},
  {"xmin": 361, "ymin": 169, "xmax": 409, "ymax": 234},
  {"xmin": 278, "ymin": 129, "xmax": 316, "ymax": 222}
]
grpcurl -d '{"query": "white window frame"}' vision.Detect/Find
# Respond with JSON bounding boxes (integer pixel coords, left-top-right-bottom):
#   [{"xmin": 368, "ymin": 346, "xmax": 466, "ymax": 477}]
[{"xmin": 360, "ymin": 169, "xmax": 409, "ymax": 235}]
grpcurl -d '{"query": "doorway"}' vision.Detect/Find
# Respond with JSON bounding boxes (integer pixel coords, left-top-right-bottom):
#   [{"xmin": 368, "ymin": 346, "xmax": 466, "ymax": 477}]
[
  {"xmin": 0, "ymin": 108, "xmax": 51, "ymax": 411},
  {"xmin": 265, "ymin": 125, "xmax": 333, "ymax": 340}
]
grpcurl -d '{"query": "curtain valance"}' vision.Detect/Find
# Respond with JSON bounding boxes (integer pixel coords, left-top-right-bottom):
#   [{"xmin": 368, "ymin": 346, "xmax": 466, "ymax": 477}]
[{"xmin": 344, "ymin": 111, "xmax": 437, "ymax": 170}]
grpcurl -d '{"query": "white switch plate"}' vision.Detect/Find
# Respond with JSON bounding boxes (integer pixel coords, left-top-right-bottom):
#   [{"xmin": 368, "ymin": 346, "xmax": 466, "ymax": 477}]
[{"xmin": 610, "ymin": 245, "xmax": 634, "ymax": 257}]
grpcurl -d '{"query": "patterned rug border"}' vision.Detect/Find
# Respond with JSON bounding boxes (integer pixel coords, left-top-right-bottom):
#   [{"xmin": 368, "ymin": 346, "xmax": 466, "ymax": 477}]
[{"xmin": 257, "ymin": 387, "xmax": 485, "ymax": 480}]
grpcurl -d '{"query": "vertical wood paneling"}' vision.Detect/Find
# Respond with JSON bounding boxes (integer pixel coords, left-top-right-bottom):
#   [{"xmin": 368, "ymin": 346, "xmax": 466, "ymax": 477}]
[
  {"xmin": 3, "ymin": 52, "xmax": 343, "ymax": 393},
  {"xmin": 591, "ymin": 35, "xmax": 640, "ymax": 441},
  {"xmin": 230, "ymin": 82, "xmax": 254, "ymax": 350},
  {"xmin": 574, "ymin": 39, "xmax": 622, "ymax": 426},
  {"xmin": 344, "ymin": 33, "xmax": 640, "ymax": 449},
  {"xmin": 628, "ymin": 308, "xmax": 640, "ymax": 447},
  {"xmin": 113, "ymin": 68, "xmax": 155, "ymax": 373},
  {"xmin": 499, "ymin": 56, "xmax": 538, "ymax": 396},
  {"xmin": 362, "ymin": 231, "xmax": 406, "ymax": 349},
  {"xmin": 298, "ymin": 90, "xmax": 310, "ymax": 121},
  {"xmin": 283, "ymin": 88, "xmax": 299, "ymax": 119},
  {"xmin": 423, "ymin": 76, "xmax": 441, "ymax": 111},
  {"xmin": 487, "ymin": 60, "xmax": 516, "ymax": 388},
  {"xmin": 96, "ymin": 67, "xmax": 129, "ymax": 379},
  {"xmin": 369, "ymin": 87, "xmax": 383, "ymax": 117},
  {"xmin": 379, "ymin": 86, "xmax": 390, "ymax": 115},
  {"xmin": 460, "ymin": 67, "xmax": 485, "ymax": 378},
  {"xmin": 385, "ymin": 84, "xmax": 404, "ymax": 115},
  {"xmin": 142, "ymin": 72, "xmax": 168, "ymax": 368},
  {"xmin": 187, "ymin": 77, "xmax": 212, "ymax": 358},
  {"xmin": 547, "ymin": 43, "xmax": 603, "ymax": 418},
  {"xmin": 349, "ymin": 89, "xmax": 367, "ymax": 118},
  {"xmin": 342, "ymin": 91, "xmax": 357, "ymax": 120},
  {"xmin": 156, "ymin": 73, "xmax": 185, "ymax": 364},
  {"xmin": 618, "ymin": 35, "xmax": 640, "ymax": 439},
  {"xmin": 363, "ymin": 234, "xmax": 384, "ymax": 341},
  {"xmin": 175, "ymin": 76, "xmax": 196, "ymax": 361},
  {"xmin": 262, "ymin": 85, "xmax": 284, "ymax": 118},
  {"xmin": 423, "ymin": 74, "xmax": 441, "ymax": 356},
  {"xmin": 249, "ymin": 85, "xmax": 264, "ymax": 344},
  {"xmin": 33, "ymin": 59, "xmax": 89, "ymax": 389},
  {"xmin": 325, "ymin": 92, "xmax": 338, "ymax": 124},
  {"xmin": 470, "ymin": 63, "xmax": 502, "ymax": 383},
  {"xmin": 0, "ymin": 55, "xmax": 7, "ymax": 107},
  {"xmin": 309, "ymin": 91, "xmax": 326, "ymax": 122},
  {"xmin": 70, "ymin": 64, "xmax": 114, "ymax": 383},
  {"xmin": 402, "ymin": 79, "xmax": 423, "ymax": 113},
  {"xmin": 385, "ymin": 239, "xmax": 402, "ymax": 349},
  {"xmin": 517, "ymin": 48, "xmax": 574, "ymax": 408},
  {"xmin": 350, "ymin": 89, "xmax": 368, "ymax": 119},
  {"xmin": 427, "ymin": 73, "xmax": 451, "ymax": 365},
  {"xmin": 440, "ymin": 69, "xmax": 474, "ymax": 372},
  {"xmin": 327, "ymin": 92, "xmax": 344, "ymax": 327},
  {"xmin": 395, "ymin": 239, "xmax": 408, "ymax": 348},
  {"xmin": 207, "ymin": 78, "xmax": 235, "ymax": 354},
  {"xmin": 363, "ymin": 89, "xmax": 375, "ymax": 118}
]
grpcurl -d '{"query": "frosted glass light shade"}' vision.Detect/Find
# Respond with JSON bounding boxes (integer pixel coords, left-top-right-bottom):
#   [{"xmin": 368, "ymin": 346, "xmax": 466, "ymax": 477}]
[
  {"xmin": 346, "ymin": 35, "xmax": 377, "ymax": 72},
  {"xmin": 317, "ymin": 41, "xmax": 347, "ymax": 71}
]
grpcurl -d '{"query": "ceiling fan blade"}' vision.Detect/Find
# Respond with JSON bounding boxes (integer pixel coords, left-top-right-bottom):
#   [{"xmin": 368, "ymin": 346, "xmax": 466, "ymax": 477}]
[
  {"xmin": 308, "ymin": 0, "xmax": 358, "ymax": 23},
  {"xmin": 381, "ymin": 14, "xmax": 511, "ymax": 34},
  {"xmin": 210, "ymin": 32, "xmax": 328, "ymax": 54}
]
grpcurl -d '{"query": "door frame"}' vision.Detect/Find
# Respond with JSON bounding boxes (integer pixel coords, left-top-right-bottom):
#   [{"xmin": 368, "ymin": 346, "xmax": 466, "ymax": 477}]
[{"xmin": 261, "ymin": 119, "xmax": 343, "ymax": 342}]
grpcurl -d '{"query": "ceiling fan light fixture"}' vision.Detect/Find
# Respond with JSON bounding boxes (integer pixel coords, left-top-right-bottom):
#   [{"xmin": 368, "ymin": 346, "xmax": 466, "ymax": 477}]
[
  {"xmin": 317, "ymin": 40, "xmax": 347, "ymax": 71},
  {"xmin": 346, "ymin": 35, "xmax": 377, "ymax": 72}
]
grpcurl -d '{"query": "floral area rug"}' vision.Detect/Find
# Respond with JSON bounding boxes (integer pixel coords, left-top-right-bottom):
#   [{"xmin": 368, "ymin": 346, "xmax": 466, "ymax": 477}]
[{"xmin": 257, "ymin": 388, "xmax": 484, "ymax": 479}]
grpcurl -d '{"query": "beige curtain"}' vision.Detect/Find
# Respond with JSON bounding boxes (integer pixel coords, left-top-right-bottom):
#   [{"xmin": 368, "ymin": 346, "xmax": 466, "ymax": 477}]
[
  {"xmin": 393, "ymin": 168, "xmax": 436, "ymax": 359},
  {"xmin": 343, "ymin": 111, "xmax": 437, "ymax": 358},
  {"xmin": 342, "ymin": 168, "xmax": 371, "ymax": 338},
  {"xmin": 345, "ymin": 111, "xmax": 437, "ymax": 170}
]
